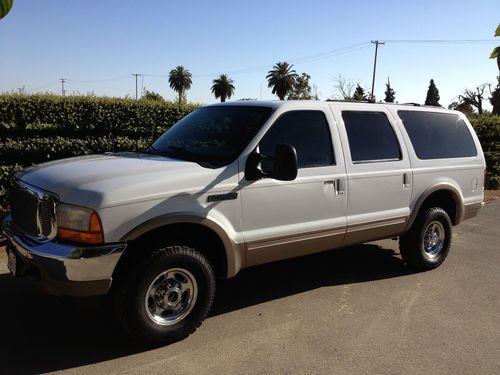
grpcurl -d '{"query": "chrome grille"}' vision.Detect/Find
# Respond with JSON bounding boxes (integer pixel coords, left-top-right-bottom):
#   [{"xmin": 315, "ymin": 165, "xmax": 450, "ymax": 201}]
[{"xmin": 10, "ymin": 180, "xmax": 57, "ymax": 239}]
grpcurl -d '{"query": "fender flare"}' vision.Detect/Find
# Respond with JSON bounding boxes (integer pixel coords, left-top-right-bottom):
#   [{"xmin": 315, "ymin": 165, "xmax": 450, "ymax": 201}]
[
  {"xmin": 120, "ymin": 213, "xmax": 244, "ymax": 278},
  {"xmin": 406, "ymin": 182, "xmax": 464, "ymax": 230}
]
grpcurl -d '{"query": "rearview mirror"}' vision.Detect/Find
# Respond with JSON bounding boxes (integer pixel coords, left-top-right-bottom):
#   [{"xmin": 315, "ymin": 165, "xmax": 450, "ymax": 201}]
[
  {"xmin": 244, "ymin": 144, "xmax": 298, "ymax": 181},
  {"xmin": 272, "ymin": 144, "xmax": 298, "ymax": 181}
]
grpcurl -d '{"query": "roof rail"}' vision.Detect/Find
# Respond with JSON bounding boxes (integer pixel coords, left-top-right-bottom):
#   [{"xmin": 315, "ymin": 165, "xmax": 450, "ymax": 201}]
[{"xmin": 325, "ymin": 99, "xmax": 375, "ymax": 103}]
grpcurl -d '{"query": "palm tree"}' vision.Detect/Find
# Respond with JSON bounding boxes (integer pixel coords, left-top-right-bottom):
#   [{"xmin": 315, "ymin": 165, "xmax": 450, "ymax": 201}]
[
  {"xmin": 211, "ymin": 74, "xmax": 235, "ymax": 102},
  {"xmin": 168, "ymin": 66, "xmax": 192, "ymax": 104},
  {"xmin": 266, "ymin": 62, "xmax": 298, "ymax": 100}
]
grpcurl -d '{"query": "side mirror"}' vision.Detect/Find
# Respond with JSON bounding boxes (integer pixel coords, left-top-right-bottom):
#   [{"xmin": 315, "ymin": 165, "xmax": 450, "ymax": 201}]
[
  {"xmin": 272, "ymin": 144, "xmax": 298, "ymax": 181},
  {"xmin": 244, "ymin": 144, "xmax": 298, "ymax": 181}
]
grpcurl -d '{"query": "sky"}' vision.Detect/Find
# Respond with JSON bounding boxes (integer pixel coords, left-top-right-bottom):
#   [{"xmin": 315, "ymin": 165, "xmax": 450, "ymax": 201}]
[{"xmin": 0, "ymin": 0, "xmax": 498, "ymax": 107}]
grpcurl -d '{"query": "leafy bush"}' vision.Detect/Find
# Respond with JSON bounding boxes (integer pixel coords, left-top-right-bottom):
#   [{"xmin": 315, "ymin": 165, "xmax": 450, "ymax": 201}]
[
  {"xmin": 470, "ymin": 115, "xmax": 500, "ymax": 189},
  {"xmin": 0, "ymin": 93, "xmax": 198, "ymax": 137},
  {"xmin": 0, "ymin": 94, "xmax": 199, "ymax": 207}
]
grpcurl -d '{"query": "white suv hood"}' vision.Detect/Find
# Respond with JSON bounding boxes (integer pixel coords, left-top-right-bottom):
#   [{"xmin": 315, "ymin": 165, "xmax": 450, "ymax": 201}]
[{"xmin": 16, "ymin": 152, "xmax": 227, "ymax": 208}]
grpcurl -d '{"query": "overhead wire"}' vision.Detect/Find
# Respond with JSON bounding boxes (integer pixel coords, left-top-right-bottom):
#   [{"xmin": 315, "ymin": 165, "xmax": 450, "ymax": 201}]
[{"xmin": 19, "ymin": 39, "xmax": 498, "ymax": 92}]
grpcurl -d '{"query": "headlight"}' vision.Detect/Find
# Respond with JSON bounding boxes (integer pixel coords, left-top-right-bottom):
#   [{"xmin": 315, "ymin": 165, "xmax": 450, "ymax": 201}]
[{"xmin": 57, "ymin": 203, "xmax": 104, "ymax": 244}]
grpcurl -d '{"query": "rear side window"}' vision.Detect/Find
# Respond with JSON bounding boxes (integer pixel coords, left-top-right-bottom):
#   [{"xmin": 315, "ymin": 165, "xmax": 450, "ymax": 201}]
[
  {"xmin": 342, "ymin": 111, "xmax": 401, "ymax": 163},
  {"xmin": 260, "ymin": 110, "xmax": 335, "ymax": 169},
  {"xmin": 398, "ymin": 111, "xmax": 477, "ymax": 159}
]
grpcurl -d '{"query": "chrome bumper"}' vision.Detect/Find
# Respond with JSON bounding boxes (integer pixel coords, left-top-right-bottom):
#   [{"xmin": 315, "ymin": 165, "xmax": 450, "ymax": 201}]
[{"xmin": 2, "ymin": 215, "xmax": 126, "ymax": 296}]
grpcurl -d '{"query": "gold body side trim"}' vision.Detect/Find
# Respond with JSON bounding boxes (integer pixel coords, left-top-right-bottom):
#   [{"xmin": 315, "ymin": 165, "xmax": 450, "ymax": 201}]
[
  {"xmin": 246, "ymin": 227, "xmax": 345, "ymax": 267},
  {"xmin": 343, "ymin": 216, "xmax": 408, "ymax": 246},
  {"xmin": 245, "ymin": 216, "xmax": 409, "ymax": 268},
  {"xmin": 462, "ymin": 201, "xmax": 482, "ymax": 221}
]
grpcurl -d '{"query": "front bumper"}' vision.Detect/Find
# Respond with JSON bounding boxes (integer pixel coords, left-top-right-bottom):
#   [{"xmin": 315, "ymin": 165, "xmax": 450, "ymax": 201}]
[{"xmin": 2, "ymin": 216, "xmax": 126, "ymax": 296}]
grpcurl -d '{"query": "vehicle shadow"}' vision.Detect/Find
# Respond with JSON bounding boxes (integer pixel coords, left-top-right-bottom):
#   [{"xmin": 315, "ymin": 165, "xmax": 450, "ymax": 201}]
[
  {"xmin": 211, "ymin": 243, "xmax": 413, "ymax": 316},
  {"xmin": 0, "ymin": 243, "xmax": 413, "ymax": 374}
]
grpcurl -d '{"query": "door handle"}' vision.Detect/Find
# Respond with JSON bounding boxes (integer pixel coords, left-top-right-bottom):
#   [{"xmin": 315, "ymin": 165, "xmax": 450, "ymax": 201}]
[
  {"xmin": 334, "ymin": 178, "xmax": 345, "ymax": 196},
  {"xmin": 403, "ymin": 172, "xmax": 411, "ymax": 188}
]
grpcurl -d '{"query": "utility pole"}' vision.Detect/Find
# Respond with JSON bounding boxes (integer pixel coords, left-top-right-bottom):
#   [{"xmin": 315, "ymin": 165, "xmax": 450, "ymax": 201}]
[
  {"xmin": 132, "ymin": 73, "xmax": 143, "ymax": 99},
  {"xmin": 370, "ymin": 40, "xmax": 385, "ymax": 102},
  {"xmin": 59, "ymin": 78, "xmax": 67, "ymax": 96}
]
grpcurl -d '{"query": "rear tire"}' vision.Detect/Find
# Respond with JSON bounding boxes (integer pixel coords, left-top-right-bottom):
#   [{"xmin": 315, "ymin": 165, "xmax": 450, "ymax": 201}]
[
  {"xmin": 112, "ymin": 245, "xmax": 215, "ymax": 346},
  {"xmin": 399, "ymin": 207, "xmax": 452, "ymax": 270}
]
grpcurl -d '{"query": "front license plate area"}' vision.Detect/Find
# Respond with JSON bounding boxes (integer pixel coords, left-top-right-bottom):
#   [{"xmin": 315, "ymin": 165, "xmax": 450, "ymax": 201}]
[{"xmin": 7, "ymin": 248, "xmax": 17, "ymax": 277}]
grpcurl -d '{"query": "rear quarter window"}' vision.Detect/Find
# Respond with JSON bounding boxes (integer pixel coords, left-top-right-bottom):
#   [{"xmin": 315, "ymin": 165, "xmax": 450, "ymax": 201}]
[{"xmin": 398, "ymin": 111, "xmax": 477, "ymax": 159}]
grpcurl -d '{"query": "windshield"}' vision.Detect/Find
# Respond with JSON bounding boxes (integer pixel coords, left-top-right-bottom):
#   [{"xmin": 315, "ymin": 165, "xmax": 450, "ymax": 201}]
[{"xmin": 149, "ymin": 106, "xmax": 273, "ymax": 168}]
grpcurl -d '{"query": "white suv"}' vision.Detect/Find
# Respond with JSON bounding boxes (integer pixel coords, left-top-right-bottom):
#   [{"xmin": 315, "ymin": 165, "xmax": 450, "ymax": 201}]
[{"xmin": 2, "ymin": 101, "xmax": 485, "ymax": 345}]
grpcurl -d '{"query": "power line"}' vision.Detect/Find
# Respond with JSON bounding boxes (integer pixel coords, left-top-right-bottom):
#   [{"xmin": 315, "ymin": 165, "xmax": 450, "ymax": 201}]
[
  {"xmin": 139, "ymin": 42, "xmax": 372, "ymax": 80},
  {"xmin": 137, "ymin": 40, "xmax": 494, "ymax": 80},
  {"xmin": 66, "ymin": 75, "xmax": 130, "ymax": 83},
  {"xmin": 65, "ymin": 81, "xmax": 125, "ymax": 91},
  {"xmin": 12, "ymin": 39, "xmax": 497, "ymax": 96},
  {"xmin": 29, "ymin": 80, "xmax": 60, "ymax": 91}
]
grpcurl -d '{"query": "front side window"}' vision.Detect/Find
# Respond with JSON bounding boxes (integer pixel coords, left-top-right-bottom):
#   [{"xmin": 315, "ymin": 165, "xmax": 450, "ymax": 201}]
[
  {"xmin": 259, "ymin": 110, "xmax": 335, "ymax": 170},
  {"xmin": 150, "ymin": 106, "xmax": 273, "ymax": 168},
  {"xmin": 342, "ymin": 111, "xmax": 401, "ymax": 163},
  {"xmin": 398, "ymin": 110, "xmax": 477, "ymax": 159}
]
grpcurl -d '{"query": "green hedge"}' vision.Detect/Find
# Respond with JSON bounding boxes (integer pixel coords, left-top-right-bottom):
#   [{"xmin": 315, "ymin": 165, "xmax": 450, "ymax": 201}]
[
  {"xmin": 0, "ymin": 93, "xmax": 198, "ymax": 137},
  {"xmin": 0, "ymin": 94, "xmax": 199, "ymax": 208},
  {"xmin": 1, "ymin": 136, "xmax": 151, "ymax": 164},
  {"xmin": 470, "ymin": 115, "xmax": 500, "ymax": 189}
]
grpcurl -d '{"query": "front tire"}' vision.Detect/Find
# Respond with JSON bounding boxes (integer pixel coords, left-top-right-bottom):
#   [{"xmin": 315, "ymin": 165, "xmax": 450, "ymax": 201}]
[
  {"xmin": 112, "ymin": 245, "xmax": 215, "ymax": 346},
  {"xmin": 399, "ymin": 207, "xmax": 452, "ymax": 270}
]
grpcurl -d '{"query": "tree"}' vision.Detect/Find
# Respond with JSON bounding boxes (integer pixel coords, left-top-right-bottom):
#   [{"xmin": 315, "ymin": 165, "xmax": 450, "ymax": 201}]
[
  {"xmin": 352, "ymin": 84, "xmax": 367, "ymax": 101},
  {"xmin": 332, "ymin": 74, "xmax": 355, "ymax": 100},
  {"xmin": 287, "ymin": 73, "xmax": 313, "ymax": 100},
  {"xmin": 141, "ymin": 89, "xmax": 165, "ymax": 102},
  {"xmin": 211, "ymin": 74, "xmax": 235, "ymax": 102},
  {"xmin": 266, "ymin": 61, "xmax": 298, "ymax": 100},
  {"xmin": 489, "ymin": 23, "xmax": 500, "ymax": 72},
  {"xmin": 425, "ymin": 79, "xmax": 441, "ymax": 106},
  {"xmin": 0, "ymin": 0, "xmax": 13, "ymax": 20},
  {"xmin": 384, "ymin": 78, "xmax": 396, "ymax": 102},
  {"xmin": 448, "ymin": 100, "xmax": 474, "ymax": 117},
  {"xmin": 460, "ymin": 84, "xmax": 488, "ymax": 115},
  {"xmin": 490, "ymin": 79, "xmax": 500, "ymax": 115},
  {"xmin": 168, "ymin": 66, "xmax": 192, "ymax": 105}
]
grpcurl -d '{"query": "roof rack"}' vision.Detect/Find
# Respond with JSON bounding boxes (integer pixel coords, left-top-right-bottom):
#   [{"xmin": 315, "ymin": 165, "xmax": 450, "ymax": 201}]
[
  {"xmin": 325, "ymin": 99, "xmax": 376, "ymax": 104},
  {"xmin": 325, "ymin": 100, "xmax": 430, "ymax": 107}
]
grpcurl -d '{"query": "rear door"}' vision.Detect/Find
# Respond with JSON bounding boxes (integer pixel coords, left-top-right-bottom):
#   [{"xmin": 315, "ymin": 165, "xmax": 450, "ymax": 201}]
[{"xmin": 330, "ymin": 104, "xmax": 412, "ymax": 245}]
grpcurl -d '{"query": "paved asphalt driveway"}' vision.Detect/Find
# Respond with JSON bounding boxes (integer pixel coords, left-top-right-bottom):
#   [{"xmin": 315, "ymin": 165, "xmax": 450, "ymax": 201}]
[{"xmin": 0, "ymin": 202, "xmax": 498, "ymax": 374}]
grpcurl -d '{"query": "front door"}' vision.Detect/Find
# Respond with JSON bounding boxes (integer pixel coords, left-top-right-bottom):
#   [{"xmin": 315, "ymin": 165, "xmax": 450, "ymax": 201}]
[{"xmin": 239, "ymin": 107, "xmax": 347, "ymax": 266}]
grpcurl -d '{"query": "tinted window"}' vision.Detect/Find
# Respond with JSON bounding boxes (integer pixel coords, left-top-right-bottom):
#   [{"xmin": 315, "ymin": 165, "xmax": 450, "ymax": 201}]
[
  {"xmin": 398, "ymin": 111, "xmax": 477, "ymax": 159},
  {"xmin": 342, "ymin": 111, "xmax": 401, "ymax": 163},
  {"xmin": 151, "ymin": 106, "xmax": 273, "ymax": 167},
  {"xmin": 260, "ymin": 110, "xmax": 334, "ymax": 169}
]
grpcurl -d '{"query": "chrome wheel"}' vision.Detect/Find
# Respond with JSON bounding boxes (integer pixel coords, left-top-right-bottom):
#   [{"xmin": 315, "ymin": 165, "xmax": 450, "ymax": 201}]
[
  {"xmin": 145, "ymin": 268, "xmax": 198, "ymax": 326},
  {"xmin": 423, "ymin": 221, "xmax": 445, "ymax": 260}
]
